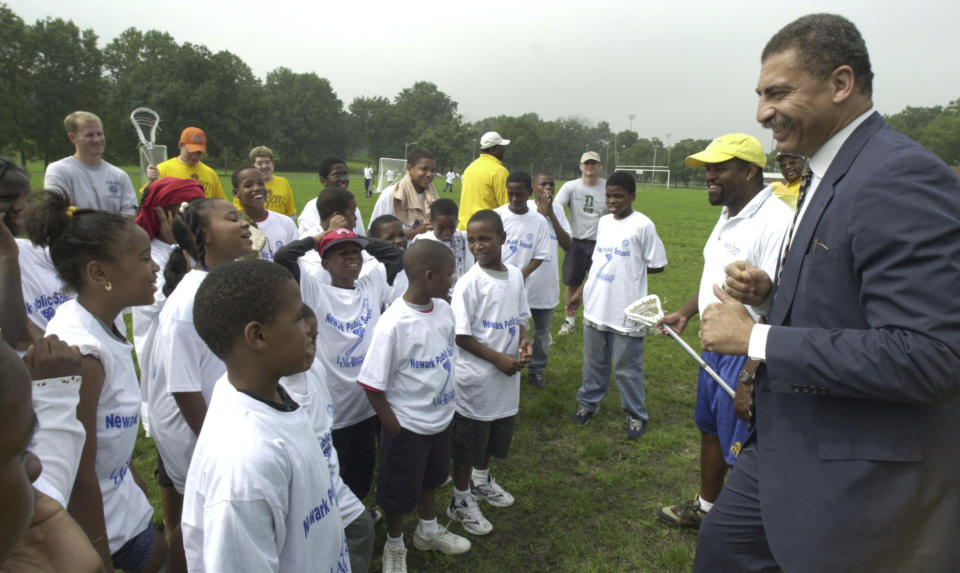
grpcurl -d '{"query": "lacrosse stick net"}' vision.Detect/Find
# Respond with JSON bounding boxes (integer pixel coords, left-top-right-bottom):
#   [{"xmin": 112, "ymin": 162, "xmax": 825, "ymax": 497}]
[
  {"xmin": 129, "ymin": 107, "xmax": 166, "ymax": 185},
  {"xmin": 625, "ymin": 294, "xmax": 736, "ymax": 398}
]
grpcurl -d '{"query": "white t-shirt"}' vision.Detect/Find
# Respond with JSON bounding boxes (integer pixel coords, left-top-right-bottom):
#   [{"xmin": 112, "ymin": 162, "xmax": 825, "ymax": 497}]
[
  {"xmin": 29, "ymin": 374, "xmax": 84, "ymax": 509},
  {"xmin": 554, "ymin": 178, "xmax": 607, "ymax": 240},
  {"xmin": 524, "ymin": 201, "xmax": 571, "ymax": 310},
  {"xmin": 583, "ymin": 211, "xmax": 668, "ymax": 334},
  {"xmin": 17, "ymin": 238, "xmax": 72, "ymax": 332},
  {"xmin": 411, "ymin": 230, "xmax": 474, "ymax": 288},
  {"xmin": 146, "ymin": 269, "xmax": 226, "ymax": 492},
  {"xmin": 451, "ymin": 265, "xmax": 530, "ymax": 421},
  {"xmin": 386, "ymin": 170, "xmax": 396, "ymax": 183},
  {"xmin": 369, "ymin": 184, "xmax": 397, "ymax": 222},
  {"xmin": 300, "ymin": 265, "xmax": 391, "ymax": 429},
  {"xmin": 280, "ymin": 361, "xmax": 365, "ymax": 525},
  {"xmin": 43, "ymin": 156, "xmax": 138, "ymax": 215},
  {"xmin": 698, "ymin": 187, "xmax": 791, "ymax": 317},
  {"xmin": 298, "ymin": 199, "xmax": 365, "ymax": 239},
  {"xmin": 363, "ymin": 166, "xmax": 374, "ymax": 180},
  {"xmin": 493, "ymin": 205, "xmax": 551, "ymax": 276},
  {"xmin": 445, "ymin": 171, "xmax": 456, "ymax": 184},
  {"xmin": 299, "ymin": 249, "xmax": 379, "ymax": 287},
  {"xmin": 44, "ymin": 300, "xmax": 154, "ymax": 553},
  {"xmin": 132, "ymin": 238, "xmax": 174, "ymax": 437},
  {"xmin": 182, "ymin": 377, "xmax": 350, "ymax": 573},
  {"xmin": 358, "ymin": 299, "xmax": 457, "ymax": 435},
  {"xmin": 255, "ymin": 211, "xmax": 299, "ymax": 261}
]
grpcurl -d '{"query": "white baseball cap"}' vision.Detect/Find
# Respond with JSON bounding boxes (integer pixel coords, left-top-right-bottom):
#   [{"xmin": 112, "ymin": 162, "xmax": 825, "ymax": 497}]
[
  {"xmin": 580, "ymin": 151, "xmax": 601, "ymax": 163},
  {"xmin": 480, "ymin": 131, "xmax": 511, "ymax": 150}
]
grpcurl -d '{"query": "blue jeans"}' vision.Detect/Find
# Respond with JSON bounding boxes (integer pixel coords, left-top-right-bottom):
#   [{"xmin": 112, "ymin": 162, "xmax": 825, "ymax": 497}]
[
  {"xmin": 529, "ymin": 307, "xmax": 553, "ymax": 374},
  {"xmin": 577, "ymin": 324, "xmax": 648, "ymax": 421}
]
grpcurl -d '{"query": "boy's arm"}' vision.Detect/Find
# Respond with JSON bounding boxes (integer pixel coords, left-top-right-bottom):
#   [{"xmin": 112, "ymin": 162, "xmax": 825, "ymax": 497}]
[
  {"xmin": 520, "ymin": 258, "xmax": 543, "ymax": 280},
  {"xmin": 363, "ymin": 238, "xmax": 404, "ymax": 286},
  {"xmin": 362, "ymin": 388, "xmax": 401, "ymax": 440},
  {"xmin": 456, "ymin": 334, "xmax": 525, "ymax": 376},
  {"xmin": 273, "ymin": 237, "xmax": 316, "ymax": 284},
  {"xmin": 539, "ymin": 202, "xmax": 572, "ymax": 251},
  {"xmin": 517, "ymin": 324, "xmax": 532, "ymax": 364}
]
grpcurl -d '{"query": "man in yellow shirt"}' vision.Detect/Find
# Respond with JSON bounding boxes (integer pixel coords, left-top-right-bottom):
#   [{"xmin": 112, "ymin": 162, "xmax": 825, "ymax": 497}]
[
  {"xmin": 457, "ymin": 131, "xmax": 510, "ymax": 230},
  {"xmin": 246, "ymin": 146, "xmax": 296, "ymax": 217},
  {"xmin": 769, "ymin": 152, "xmax": 805, "ymax": 209},
  {"xmin": 146, "ymin": 127, "xmax": 226, "ymax": 199}
]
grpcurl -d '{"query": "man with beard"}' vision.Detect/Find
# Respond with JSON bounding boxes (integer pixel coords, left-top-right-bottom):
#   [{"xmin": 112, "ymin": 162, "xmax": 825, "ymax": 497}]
[
  {"xmin": 699, "ymin": 13, "xmax": 960, "ymax": 571},
  {"xmin": 769, "ymin": 152, "xmax": 805, "ymax": 209},
  {"xmin": 656, "ymin": 134, "xmax": 790, "ymax": 529}
]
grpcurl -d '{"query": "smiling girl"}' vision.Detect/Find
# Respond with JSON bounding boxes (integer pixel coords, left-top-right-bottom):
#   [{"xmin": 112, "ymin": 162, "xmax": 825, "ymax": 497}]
[{"xmin": 231, "ymin": 166, "xmax": 297, "ymax": 262}]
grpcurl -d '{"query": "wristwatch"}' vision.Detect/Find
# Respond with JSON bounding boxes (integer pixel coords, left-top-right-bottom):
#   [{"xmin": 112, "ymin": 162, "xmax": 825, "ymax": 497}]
[{"xmin": 738, "ymin": 369, "xmax": 756, "ymax": 385}]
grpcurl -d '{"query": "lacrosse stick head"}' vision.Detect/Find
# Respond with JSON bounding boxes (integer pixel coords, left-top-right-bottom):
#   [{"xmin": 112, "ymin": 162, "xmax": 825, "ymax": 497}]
[
  {"xmin": 624, "ymin": 294, "xmax": 664, "ymax": 328},
  {"xmin": 129, "ymin": 107, "xmax": 159, "ymax": 149}
]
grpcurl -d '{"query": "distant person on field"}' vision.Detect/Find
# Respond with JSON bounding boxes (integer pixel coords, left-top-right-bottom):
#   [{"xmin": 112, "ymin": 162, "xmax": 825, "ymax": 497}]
[
  {"xmin": 146, "ymin": 127, "xmax": 227, "ymax": 200},
  {"xmin": 447, "ymin": 209, "xmax": 531, "ymax": 538},
  {"xmin": 554, "ymin": 151, "xmax": 605, "ymax": 336},
  {"xmin": 364, "ymin": 162, "xmax": 374, "ymax": 197},
  {"xmin": 386, "ymin": 168, "xmax": 396, "ymax": 184},
  {"xmin": 769, "ymin": 152, "xmax": 805, "ymax": 209},
  {"xmin": 247, "ymin": 146, "xmax": 296, "ymax": 216},
  {"xmin": 43, "ymin": 111, "xmax": 138, "ymax": 217},
  {"xmin": 298, "ymin": 157, "xmax": 366, "ymax": 238},
  {"xmin": 360, "ymin": 240, "xmax": 472, "ymax": 572},
  {"xmin": 457, "ymin": 132, "xmax": 510, "ymax": 229},
  {"xmin": 569, "ymin": 171, "xmax": 667, "ymax": 439},
  {"xmin": 655, "ymin": 134, "xmax": 790, "ymax": 530},
  {"xmin": 443, "ymin": 169, "xmax": 456, "ymax": 193}
]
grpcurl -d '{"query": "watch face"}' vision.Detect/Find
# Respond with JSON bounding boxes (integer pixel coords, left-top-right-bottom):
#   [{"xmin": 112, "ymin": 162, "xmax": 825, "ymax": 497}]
[{"xmin": 739, "ymin": 370, "xmax": 755, "ymax": 383}]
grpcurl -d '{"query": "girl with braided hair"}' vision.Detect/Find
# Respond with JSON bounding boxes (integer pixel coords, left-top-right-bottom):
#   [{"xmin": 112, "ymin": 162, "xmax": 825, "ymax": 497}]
[{"xmin": 143, "ymin": 198, "xmax": 253, "ymax": 566}]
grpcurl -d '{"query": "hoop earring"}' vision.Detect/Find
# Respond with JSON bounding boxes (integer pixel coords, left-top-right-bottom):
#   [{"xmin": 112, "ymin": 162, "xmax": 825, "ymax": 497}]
[{"xmin": 105, "ymin": 281, "xmax": 112, "ymax": 292}]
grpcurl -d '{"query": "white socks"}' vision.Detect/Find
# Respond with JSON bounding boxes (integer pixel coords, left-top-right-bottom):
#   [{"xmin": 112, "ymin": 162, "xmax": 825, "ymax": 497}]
[
  {"xmin": 471, "ymin": 468, "xmax": 490, "ymax": 485},
  {"xmin": 698, "ymin": 495, "xmax": 714, "ymax": 512},
  {"xmin": 386, "ymin": 533, "xmax": 404, "ymax": 548},
  {"xmin": 453, "ymin": 487, "xmax": 470, "ymax": 503},
  {"xmin": 564, "ymin": 316, "xmax": 575, "ymax": 326},
  {"xmin": 417, "ymin": 517, "xmax": 439, "ymax": 538}
]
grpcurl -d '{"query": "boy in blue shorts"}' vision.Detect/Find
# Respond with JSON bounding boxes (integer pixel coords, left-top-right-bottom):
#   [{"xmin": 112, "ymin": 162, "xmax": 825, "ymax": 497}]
[{"xmin": 359, "ymin": 240, "xmax": 470, "ymax": 573}]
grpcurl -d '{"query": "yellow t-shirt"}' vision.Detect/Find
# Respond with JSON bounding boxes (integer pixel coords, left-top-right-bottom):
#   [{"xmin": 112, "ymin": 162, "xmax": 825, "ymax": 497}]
[
  {"xmin": 156, "ymin": 158, "xmax": 226, "ymax": 200},
  {"xmin": 771, "ymin": 179, "xmax": 801, "ymax": 210},
  {"xmin": 457, "ymin": 154, "xmax": 509, "ymax": 230},
  {"xmin": 231, "ymin": 175, "xmax": 296, "ymax": 216}
]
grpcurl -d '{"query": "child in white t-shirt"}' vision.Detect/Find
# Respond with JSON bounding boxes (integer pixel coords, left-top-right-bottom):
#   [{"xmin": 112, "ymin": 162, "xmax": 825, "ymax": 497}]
[
  {"xmin": 448, "ymin": 210, "xmax": 532, "ymax": 537},
  {"xmin": 183, "ymin": 260, "xmax": 349, "ymax": 572},
  {"xmin": 145, "ymin": 198, "xmax": 255, "ymax": 562},
  {"xmin": 360, "ymin": 240, "xmax": 471, "ymax": 572},
  {"xmin": 29, "ymin": 191, "xmax": 168, "ymax": 572},
  {"xmin": 280, "ymin": 305, "xmax": 373, "ymax": 573},
  {"xmin": 274, "ymin": 225, "xmax": 403, "ymax": 504},
  {"xmin": 493, "ymin": 171, "xmax": 550, "ymax": 281},
  {"xmin": 569, "ymin": 172, "xmax": 668, "ymax": 439},
  {"xmin": 231, "ymin": 166, "xmax": 298, "ymax": 261},
  {"xmin": 368, "ymin": 214, "xmax": 409, "ymax": 306},
  {"xmin": 298, "ymin": 157, "xmax": 366, "ymax": 238},
  {"xmin": 411, "ymin": 198, "xmax": 473, "ymax": 295}
]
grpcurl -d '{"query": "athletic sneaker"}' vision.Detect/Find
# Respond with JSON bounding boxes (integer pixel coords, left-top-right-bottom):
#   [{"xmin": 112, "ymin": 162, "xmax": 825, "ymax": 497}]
[
  {"xmin": 382, "ymin": 543, "xmax": 408, "ymax": 573},
  {"xmin": 368, "ymin": 507, "xmax": 383, "ymax": 524},
  {"xmin": 572, "ymin": 405, "xmax": 596, "ymax": 426},
  {"xmin": 471, "ymin": 475, "xmax": 515, "ymax": 507},
  {"xmin": 657, "ymin": 499, "xmax": 706, "ymax": 529},
  {"xmin": 413, "ymin": 524, "xmax": 472, "ymax": 554},
  {"xmin": 447, "ymin": 495, "xmax": 494, "ymax": 535},
  {"xmin": 529, "ymin": 371, "xmax": 548, "ymax": 389},
  {"xmin": 557, "ymin": 321, "xmax": 576, "ymax": 336},
  {"xmin": 626, "ymin": 416, "xmax": 647, "ymax": 439}
]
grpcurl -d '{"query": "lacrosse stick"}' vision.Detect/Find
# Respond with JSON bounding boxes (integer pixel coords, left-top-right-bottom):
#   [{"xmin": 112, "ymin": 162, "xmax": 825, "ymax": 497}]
[
  {"xmin": 129, "ymin": 107, "xmax": 165, "ymax": 185},
  {"xmin": 625, "ymin": 294, "xmax": 736, "ymax": 398}
]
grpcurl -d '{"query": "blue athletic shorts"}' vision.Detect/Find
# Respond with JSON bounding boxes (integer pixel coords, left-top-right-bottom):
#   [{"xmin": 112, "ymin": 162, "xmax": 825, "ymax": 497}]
[
  {"xmin": 693, "ymin": 351, "xmax": 750, "ymax": 466},
  {"xmin": 111, "ymin": 523, "xmax": 155, "ymax": 573}
]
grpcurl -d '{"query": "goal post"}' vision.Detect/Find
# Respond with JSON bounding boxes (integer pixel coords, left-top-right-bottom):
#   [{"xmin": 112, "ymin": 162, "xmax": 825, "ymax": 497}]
[
  {"xmin": 375, "ymin": 157, "xmax": 406, "ymax": 193},
  {"xmin": 614, "ymin": 165, "xmax": 671, "ymax": 188}
]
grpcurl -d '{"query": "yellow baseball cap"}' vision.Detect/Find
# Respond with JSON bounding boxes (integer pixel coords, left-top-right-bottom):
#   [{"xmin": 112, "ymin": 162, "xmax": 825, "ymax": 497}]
[{"xmin": 685, "ymin": 133, "xmax": 766, "ymax": 168}]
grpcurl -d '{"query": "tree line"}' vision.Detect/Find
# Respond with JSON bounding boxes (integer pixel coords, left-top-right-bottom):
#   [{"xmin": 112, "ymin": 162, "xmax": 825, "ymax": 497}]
[{"xmin": 2, "ymin": 4, "xmax": 957, "ymax": 186}]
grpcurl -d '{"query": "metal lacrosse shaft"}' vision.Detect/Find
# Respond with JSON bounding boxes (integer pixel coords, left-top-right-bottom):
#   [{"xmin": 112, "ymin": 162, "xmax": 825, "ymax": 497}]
[{"xmin": 662, "ymin": 327, "xmax": 736, "ymax": 398}]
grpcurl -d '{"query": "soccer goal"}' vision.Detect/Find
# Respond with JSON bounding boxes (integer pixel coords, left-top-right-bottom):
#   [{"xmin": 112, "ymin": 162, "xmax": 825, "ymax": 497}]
[
  {"xmin": 375, "ymin": 157, "xmax": 406, "ymax": 193},
  {"xmin": 615, "ymin": 165, "xmax": 671, "ymax": 188}
]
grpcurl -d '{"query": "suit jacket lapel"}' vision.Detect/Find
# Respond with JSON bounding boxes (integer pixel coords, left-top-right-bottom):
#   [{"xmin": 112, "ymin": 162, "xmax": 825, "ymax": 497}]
[{"xmin": 768, "ymin": 112, "xmax": 885, "ymax": 325}]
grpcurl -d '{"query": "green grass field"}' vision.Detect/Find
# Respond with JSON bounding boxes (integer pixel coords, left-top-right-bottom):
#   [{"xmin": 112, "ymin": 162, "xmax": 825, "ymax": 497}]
[{"xmin": 27, "ymin": 160, "xmax": 717, "ymax": 572}]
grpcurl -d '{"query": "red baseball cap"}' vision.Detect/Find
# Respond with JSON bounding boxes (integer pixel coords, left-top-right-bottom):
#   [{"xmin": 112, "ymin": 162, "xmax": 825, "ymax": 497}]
[{"xmin": 316, "ymin": 228, "xmax": 368, "ymax": 257}]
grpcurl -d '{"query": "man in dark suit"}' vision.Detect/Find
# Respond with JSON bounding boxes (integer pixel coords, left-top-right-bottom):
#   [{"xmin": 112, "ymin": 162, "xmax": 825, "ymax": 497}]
[{"xmin": 697, "ymin": 13, "xmax": 960, "ymax": 572}]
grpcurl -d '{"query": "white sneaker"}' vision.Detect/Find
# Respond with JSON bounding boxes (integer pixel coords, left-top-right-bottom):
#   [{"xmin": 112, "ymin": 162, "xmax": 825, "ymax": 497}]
[
  {"xmin": 557, "ymin": 321, "xmax": 576, "ymax": 336},
  {"xmin": 413, "ymin": 523, "xmax": 471, "ymax": 554},
  {"xmin": 447, "ymin": 495, "xmax": 494, "ymax": 535},
  {"xmin": 471, "ymin": 475, "xmax": 515, "ymax": 508},
  {"xmin": 382, "ymin": 543, "xmax": 407, "ymax": 573}
]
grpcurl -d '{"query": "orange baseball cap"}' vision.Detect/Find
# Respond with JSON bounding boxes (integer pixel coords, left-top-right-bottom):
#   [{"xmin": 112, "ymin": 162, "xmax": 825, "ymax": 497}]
[{"xmin": 179, "ymin": 127, "xmax": 207, "ymax": 153}]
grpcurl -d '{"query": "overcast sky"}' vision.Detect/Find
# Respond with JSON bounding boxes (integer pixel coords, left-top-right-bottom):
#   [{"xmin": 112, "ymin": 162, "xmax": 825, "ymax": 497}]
[{"xmin": 11, "ymin": 0, "xmax": 960, "ymax": 149}]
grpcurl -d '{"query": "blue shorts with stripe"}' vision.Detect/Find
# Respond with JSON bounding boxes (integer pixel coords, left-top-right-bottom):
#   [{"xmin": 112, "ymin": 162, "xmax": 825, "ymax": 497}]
[{"xmin": 693, "ymin": 351, "xmax": 749, "ymax": 466}]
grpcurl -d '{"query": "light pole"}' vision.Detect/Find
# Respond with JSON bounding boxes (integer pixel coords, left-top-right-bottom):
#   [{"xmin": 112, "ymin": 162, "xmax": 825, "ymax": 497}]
[
  {"xmin": 404, "ymin": 141, "xmax": 418, "ymax": 158},
  {"xmin": 628, "ymin": 114, "xmax": 636, "ymax": 132}
]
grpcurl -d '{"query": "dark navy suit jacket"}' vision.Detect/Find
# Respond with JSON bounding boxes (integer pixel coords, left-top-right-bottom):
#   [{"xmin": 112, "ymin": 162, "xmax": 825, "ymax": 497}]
[{"xmin": 757, "ymin": 112, "xmax": 960, "ymax": 572}]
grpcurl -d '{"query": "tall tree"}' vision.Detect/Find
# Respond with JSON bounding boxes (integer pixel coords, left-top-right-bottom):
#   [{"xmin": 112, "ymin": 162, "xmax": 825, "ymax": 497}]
[
  {"xmin": 264, "ymin": 67, "xmax": 346, "ymax": 170},
  {"xmin": 0, "ymin": 5, "xmax": 34, "ymax": 164}
]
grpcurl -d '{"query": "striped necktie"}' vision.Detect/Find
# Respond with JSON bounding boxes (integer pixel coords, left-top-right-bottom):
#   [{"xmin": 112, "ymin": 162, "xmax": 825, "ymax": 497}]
[{"xmin": 777, "ymin": 168, "xmax": 812, "ymax": 284}]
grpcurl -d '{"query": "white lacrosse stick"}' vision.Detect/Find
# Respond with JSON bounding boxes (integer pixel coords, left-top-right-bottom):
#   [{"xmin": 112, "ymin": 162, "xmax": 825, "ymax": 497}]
[
  {"xmin": 625, "ymin": 294, "xmax": 736, "ymax": 398},
  {"xmin": 130, "ymin": 107, "xmax": 159, "ymax": 150}
]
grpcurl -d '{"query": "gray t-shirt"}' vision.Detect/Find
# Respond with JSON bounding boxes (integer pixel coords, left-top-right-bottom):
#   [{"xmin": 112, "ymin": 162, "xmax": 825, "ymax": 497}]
[
  {"xmin": 554, "ymin": 178, "xmax": 606, "ymax": 240},
  {"xmin": 43, "ymin": 156, "xmax": 138, "ymax": 215}
]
